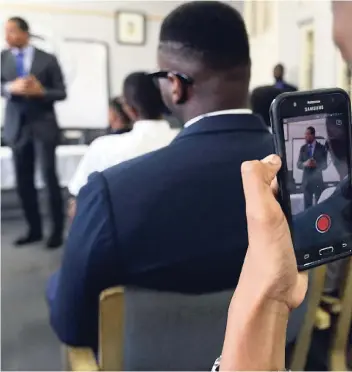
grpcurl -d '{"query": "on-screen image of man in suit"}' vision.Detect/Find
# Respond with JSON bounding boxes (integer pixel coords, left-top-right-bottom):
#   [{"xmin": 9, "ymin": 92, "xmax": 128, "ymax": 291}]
[
  {"xmin": 1, "ymin": 17, "xmax": 66, "ymax": 248},
  {"xmin": 297, "ymin": 126, "xmax": 328, "ymax": 209}
]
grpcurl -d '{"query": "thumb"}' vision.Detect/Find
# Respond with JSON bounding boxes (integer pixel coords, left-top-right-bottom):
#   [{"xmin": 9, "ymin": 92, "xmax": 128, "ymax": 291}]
[{"xmin": 241, "ymin": 155, "xmax": 281, "ymax": 204}]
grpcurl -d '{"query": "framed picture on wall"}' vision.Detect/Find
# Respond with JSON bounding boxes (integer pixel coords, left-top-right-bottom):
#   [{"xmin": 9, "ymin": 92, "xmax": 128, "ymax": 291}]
[{"xmin": 115, "ymin": 11, "xmax": 146, "ymax": 46}]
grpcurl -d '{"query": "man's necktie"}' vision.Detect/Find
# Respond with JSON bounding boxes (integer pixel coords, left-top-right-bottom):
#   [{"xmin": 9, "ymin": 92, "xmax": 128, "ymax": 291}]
[
  {"xmin": 15, "ymin": 51, "xmax": 25, "ymax": 77},
  {"xmin": 308, "ymin": 144, "xmax": 313, "ymax": 158}
]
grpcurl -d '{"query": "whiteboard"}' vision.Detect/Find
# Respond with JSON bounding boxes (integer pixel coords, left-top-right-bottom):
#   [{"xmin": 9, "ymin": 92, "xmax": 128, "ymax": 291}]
[
  {"xmin": 292, "ymin": 138, "xmax": 341, "ymax": 184},
  {"xmin": 1, "ymin": 38, "xmax": 109, "ymax": 129}
]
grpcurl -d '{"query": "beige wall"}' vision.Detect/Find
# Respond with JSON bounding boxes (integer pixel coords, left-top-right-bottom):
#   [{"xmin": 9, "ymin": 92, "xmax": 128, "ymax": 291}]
[{"xmin": 0, "ymin": 1, "xmax": 183, "ymax": 96}]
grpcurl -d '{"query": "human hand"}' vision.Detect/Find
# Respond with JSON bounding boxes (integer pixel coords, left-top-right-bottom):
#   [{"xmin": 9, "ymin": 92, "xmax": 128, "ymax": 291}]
[
  {"xmin": 309, "ymin": 158, "xmax": 317, "ymax": 168},
  {"xmin": 25, "ymin": 75, "xmax": 45, "ymax": 96},
  {"xmin": 303, "ymin": 158, "xmax": 315, "ymax": 168},
  {"xmin": 238, "ymin": 154, "xmax": 308, "ymax": 311},
  {"xmin": 67, "ymin": 198, "xmax": 77, "ymax": 223},
  {"xmin": 8, "ymin": 78, "xmax": 29, "ymax": 95}
]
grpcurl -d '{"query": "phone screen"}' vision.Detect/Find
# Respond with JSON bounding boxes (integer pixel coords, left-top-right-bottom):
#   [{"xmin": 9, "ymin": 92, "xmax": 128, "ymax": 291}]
[{"xmin": 272, "ymin": 90, "xmax": 352, "ymax": 269}]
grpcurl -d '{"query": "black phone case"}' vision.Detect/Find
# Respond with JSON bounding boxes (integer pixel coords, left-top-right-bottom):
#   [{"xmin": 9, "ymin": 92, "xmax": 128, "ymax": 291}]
[{"xmin": 270, "ymin": 88, "xmax": 352, "ymax": 271}]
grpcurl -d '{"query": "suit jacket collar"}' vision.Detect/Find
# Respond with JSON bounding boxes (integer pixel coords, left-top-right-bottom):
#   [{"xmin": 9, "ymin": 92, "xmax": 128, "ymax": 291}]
[
  {"xmin": 2, "ymin": 46, "xmax": 42, "ymax": 77},
  {"xmin": 173, "ymin": 113, "xmax": 269, "ymax": 143}
]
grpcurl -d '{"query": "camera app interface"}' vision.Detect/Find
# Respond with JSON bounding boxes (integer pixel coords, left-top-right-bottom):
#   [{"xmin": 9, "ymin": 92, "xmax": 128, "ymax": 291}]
[{"xmin": 283, "ymin": 112, "xmax": 352, "ymax": 257}]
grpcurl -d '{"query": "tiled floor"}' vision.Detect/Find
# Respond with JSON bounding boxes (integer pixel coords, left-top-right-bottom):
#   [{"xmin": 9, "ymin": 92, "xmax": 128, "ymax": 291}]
[{"xmin": 1, "ymin": 219, "xmax": 63, "ymax": 371}]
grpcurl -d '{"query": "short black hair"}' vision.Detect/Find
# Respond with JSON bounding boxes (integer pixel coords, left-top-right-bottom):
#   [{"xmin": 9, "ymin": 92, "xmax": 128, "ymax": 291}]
[
  {"xmin": 8, "ymin": 17, "xmax": 30, "ymax": 32},
  {"xmin": 307, "ymin": 126, "xmax": 316, "ymax": 135},
  {"xmin": 159, "ymin": 1, "xmax": 250, "ymax": 70},
  {"xmin": 123, "ymin": 72, "xmax": 165, "ymax": 120},
  {"xmin": 250, "ymin": 86, "xmax": 284, "ymax": 127},
  {"xmin": 109, "ymin": 97, "xmax": 131, "ymax": 125}
]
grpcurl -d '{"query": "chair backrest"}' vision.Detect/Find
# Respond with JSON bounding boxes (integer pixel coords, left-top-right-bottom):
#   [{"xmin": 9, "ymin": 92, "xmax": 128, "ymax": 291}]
[
  {"xmin": 99, "ymin": 286, "xmax": 308, "ymax": 371},
  {"xmin": 122, "ymin": 288, "xmax": 233, "ymax": 371}
]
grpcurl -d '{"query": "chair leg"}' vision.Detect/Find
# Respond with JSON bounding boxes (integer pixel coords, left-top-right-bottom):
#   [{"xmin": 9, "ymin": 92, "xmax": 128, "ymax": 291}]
[{"xmin": 328, "ymin": 258, "xmax": 352, "ymax": 371}]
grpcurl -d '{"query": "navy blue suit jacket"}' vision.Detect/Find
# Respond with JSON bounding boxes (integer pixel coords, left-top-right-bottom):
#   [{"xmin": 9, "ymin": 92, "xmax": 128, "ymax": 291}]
[
  {"xmin": 47, "ymin": 113, "xmax": 275, "ymax": 349},
  {"xmin": 47, "ymin": 113, "xmax": 352, "ymax": 350}
]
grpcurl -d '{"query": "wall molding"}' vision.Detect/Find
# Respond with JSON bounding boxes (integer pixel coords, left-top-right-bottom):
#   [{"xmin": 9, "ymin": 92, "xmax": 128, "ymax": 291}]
[{"xmin": 0, "ymin": 2, "xmax": 163, "ymax": 21}]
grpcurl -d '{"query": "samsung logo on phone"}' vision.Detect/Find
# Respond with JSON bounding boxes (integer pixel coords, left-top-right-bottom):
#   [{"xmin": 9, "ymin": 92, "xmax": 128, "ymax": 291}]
[{"xmin": 304, "ymin": 105, "xmax": 324, "ymax": 112}]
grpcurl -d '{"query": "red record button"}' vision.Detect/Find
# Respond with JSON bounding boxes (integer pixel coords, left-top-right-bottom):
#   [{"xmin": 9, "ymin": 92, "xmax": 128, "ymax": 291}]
[{"xmin": 315, "ymin": 214, "xmax": 331, "ymax": 233}]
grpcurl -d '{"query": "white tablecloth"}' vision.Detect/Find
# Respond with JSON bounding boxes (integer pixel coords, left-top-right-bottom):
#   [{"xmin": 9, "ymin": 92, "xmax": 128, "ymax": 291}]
[
  {"xmin": 290, "ymin": 193, "xmax": 305, "ymax": 215},
  {"xmin": 1, "ymin": 145, "xmax": 87, "ymax": 190}
]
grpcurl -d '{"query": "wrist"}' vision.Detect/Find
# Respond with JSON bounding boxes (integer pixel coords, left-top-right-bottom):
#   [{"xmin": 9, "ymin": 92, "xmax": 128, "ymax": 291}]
[
  {"xmin": 221, "ymin": 291, "xmax": 289, "ymax": 371},
  {"xmin": 230, "ymin": 289, "xmax": 290, "ymax": 319}
]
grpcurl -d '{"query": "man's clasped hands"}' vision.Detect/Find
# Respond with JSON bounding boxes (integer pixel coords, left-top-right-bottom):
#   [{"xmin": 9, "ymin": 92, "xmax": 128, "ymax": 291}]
[{"xmin": 9, "ymin": 75, "xmax": 44, "ymax": 97}]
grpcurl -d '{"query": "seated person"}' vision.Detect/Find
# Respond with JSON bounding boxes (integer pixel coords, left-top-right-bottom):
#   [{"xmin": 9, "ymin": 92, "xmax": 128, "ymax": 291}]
[
  {"xmin": 67, "ymin": 71, "xmax": 178, "ymax": 198},
  {"xmin": 250, "ymin": 85, "xmax": 284, "ymax": 128},
  {"xmin": 46, "ymin": 2, "xmax": 306, "ymax": 352},
  {"xmin": 106, "ymin": 97, "xmax": 132, "ymax": 135}
]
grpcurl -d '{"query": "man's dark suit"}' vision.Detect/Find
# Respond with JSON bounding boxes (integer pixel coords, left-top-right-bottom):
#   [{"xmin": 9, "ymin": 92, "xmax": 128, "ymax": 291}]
[
  {"xmin": 1, "ymin": 47, "xmax": 66, "ymax": 236},
  {"xmin": 46, "ymin": 114, "xmax": 308, "ymax": 350},
  {"xmin": 297, "ymin": 141, "xmax": 328, "ymax": 209},
  {"xmin": 274, "ymin": 81, "xmax": 298, "ymax": 92}
]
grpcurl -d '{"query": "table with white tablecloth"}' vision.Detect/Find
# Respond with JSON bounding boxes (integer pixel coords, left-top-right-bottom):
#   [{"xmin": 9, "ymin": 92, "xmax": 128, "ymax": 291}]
[{"xmin": 0, "ymin": 145, "xmax": 87, "ymax": 190}]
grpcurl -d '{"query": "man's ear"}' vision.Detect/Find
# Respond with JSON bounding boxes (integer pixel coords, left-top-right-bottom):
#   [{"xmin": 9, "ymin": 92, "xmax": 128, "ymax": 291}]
[
  {"xmin": 168, "ymin": 74, "xmax": 186, "ymax": 105},
  {"xmin": 122, "ymin": 102, "xmax": 138, "ymax": 121}
]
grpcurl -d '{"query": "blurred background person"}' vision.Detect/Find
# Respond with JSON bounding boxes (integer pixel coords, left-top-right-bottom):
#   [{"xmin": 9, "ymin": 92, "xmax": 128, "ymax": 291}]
[
  {"xmin": 1, "ymin": 17, "xmax": 66, "ymax": 249},
  {"xmin": 250, "ymin": 85, "xmax": 284, "ymax": 128},
  {"xmin": 106, "ymin": 96, "xmax": 132, "ymax": 135},
  {"xmin": 67, "ymin": 71, "xmax": 178, "ymax": 206},
  {"xmin": 273, "ymin": 63, "xmax": 298, "ymax": 92}
]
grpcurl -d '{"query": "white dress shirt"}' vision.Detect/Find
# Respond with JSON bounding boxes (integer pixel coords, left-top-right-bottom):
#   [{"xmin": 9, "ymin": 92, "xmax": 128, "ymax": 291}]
[
  {"xmin": 68, "ymin": 119, "xmax": 179, "ymax": 196},
  {"xmin": 184, "ymin": 108, "xmax": 252, "ymax": 128}
]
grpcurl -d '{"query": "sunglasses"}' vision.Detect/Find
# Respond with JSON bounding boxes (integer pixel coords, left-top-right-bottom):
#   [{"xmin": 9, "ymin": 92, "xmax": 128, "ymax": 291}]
[{"xmin": 149, "ymin": 70, "xmax": 194, "ymax": 88}]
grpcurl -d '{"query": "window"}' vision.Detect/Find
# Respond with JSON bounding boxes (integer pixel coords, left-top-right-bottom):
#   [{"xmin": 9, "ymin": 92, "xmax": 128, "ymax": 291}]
[
  {"xmin": 244, "ymin": 0, "xmax": 272, "ymax": 37},
  {"xmin": 299, "ymin": 24, "xmax": 314, "ymax": 90}
]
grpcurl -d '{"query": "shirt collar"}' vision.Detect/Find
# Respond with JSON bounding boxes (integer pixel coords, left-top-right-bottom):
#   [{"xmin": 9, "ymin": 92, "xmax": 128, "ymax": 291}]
[
  {"xmin": 132, "ymin": 119, "xmax": 170, "ymax": 133},
  {"xmin": 184, "ymin": 109, "xmax": 252, "ymax": 128},
  {"xmin": 10, "ymin": 44, "xmax": 33, "ymax": 56}
]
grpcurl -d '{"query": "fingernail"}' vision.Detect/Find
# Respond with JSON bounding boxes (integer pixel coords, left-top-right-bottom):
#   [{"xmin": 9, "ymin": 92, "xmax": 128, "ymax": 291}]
[{"xmin": 269, "ymin": 154, "xmax": 280, "ymax": 165}]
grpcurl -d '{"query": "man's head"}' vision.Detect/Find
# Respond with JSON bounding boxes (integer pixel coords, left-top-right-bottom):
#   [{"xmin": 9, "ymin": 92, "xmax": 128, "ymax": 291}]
[
  {"xmin": 122, "ymin": 71, "xmax": 165, "ymax": 121},
  {"xmin": 154, "ymin": 1, "xmax": 250, "ymax": 123},
  {"xmin": 273, "ymin": 63, "xmax": 284, "ymax": 82},
  {"xmin": 5, "ymin": 17, "xmax": 30, "ymax": 48},
  {"xmin": 305, "ymin": 126, "xmax": 316, "ymax": 144},
  {"xmin": 332, "ymin": 1, "xmax": 352, "ymax": 64}
]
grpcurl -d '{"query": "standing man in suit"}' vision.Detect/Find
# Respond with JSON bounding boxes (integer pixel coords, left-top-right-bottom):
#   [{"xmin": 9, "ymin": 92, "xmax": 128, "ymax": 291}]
[
  {"xmin": 47, "ymin": 2, "xmax": 307, "ymax": 350},
  {"xmin": 273, "ymin": 63, "xmax": 298, "ymax": 92},
  {"xmin": 297, "ymin": 126, "xmax": 327, "ymax": 209},
  {"xmin": 1, "ymin": 17, "xmax": 66, "ymax": 248}
]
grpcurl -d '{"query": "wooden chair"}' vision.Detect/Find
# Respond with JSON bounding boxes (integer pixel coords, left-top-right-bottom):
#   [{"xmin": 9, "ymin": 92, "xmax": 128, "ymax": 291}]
[
  {"xmin": 328, "ymin": 257, "xmax": 352, "ymax": 371},
  {"xmin": 64, "ymin": 285, "xmax": 307, "ymax": 371},
  {"xmin": 289, "ymin": 265, "xmax": 329, "ymax": 370}
]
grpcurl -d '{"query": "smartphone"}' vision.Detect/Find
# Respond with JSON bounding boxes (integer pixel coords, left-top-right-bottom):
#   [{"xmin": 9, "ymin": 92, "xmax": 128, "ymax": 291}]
[{"xmin": 270, "ymin": 88, "xmax": 352, "ymax": 270}]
